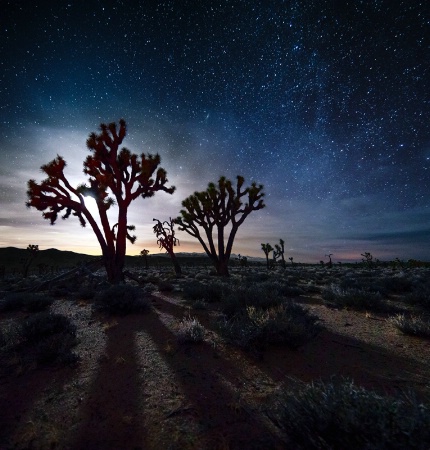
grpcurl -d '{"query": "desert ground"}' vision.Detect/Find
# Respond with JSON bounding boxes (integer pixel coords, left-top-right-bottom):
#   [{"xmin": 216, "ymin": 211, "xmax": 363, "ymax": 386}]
[{"xmin": 1, "ymin": 260, "xmax": 430, "ymax": 449}]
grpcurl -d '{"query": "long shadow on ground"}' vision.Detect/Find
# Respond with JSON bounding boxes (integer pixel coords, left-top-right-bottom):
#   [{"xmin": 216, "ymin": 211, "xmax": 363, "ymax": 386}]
[
  {"xmin": 0, "ymin": 353, "xmax": 75, "ymax": 447},
  {"xmin": 140, "ymin": 298, "xmax": 287, "ymax": 449},
  {"xmin": 70, "ymin": 315, "xmax": 149, "ymax": 450}
]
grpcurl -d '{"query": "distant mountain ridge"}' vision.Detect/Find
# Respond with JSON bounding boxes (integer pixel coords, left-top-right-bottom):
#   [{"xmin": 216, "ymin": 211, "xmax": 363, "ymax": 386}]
[{"xmin": 0, "ymin": 247, "xmax": 265, "ymax": 270}]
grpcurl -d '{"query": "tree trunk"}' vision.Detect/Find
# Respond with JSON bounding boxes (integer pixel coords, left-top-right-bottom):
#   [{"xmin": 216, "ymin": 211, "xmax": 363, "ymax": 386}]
[
  {"xmin": 215, "ymin": 258, "xmax": 230, "ymax": 277},
  {"xmin": 110, "ymin": 207, "xmax": 128, "ymax": 283},
  {"xmin": 103, "ymin": 251, "xmax": 124, "ymax": 284},
  {"xmin": 169, "ymin": 252, "xmax": 182, "ymax": 276}
]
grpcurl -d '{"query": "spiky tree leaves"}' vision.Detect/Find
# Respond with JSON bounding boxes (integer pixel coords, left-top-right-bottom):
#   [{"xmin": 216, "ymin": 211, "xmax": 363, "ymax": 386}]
[
  {"xmin": 22, "ymin": 244, "xmax": 39, "ymax": 278},
  {"xmin": 26, "ymin": 119, "xmax": 175, "ymax": 283},
  {"xmin": 176, "ymin": 176, "xmax": 265, "ymax": 276},
  {"xmin": 274, "ymin": 239, "xmax": 286, "ymax": 268},
  {"xmin": 261, "ymin": 243, "xmax": 273, "ymax": 269},
  {"xmin": 153, "ymin": 217, "xmax": 182, "ymax": 275}
]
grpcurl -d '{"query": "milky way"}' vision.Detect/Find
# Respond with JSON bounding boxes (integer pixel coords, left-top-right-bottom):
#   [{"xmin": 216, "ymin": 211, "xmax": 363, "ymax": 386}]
[{"xmin": 0, "ymin": 1, "xmax": 429, "ymax": 262}]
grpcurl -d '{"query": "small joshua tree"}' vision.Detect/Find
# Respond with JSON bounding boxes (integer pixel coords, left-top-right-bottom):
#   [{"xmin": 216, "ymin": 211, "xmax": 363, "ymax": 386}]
[
  {"xmin": 261, "ymin": 243, "xmax": 273, "ymax": 269},
  {"xmin": 153, "ymin": 217, "xmax": 182, "ymax": 275},
  {"xmin": 274, "ymin": 239, "xmax": 286, "ymax": 268},
  {"xmin": 361, "ymin": 252, "xmax": 373, "ymax": 268},
  {"xmin": 236, "ymin": 254, "xmax": 248, "ymax": 268},
  {"xmin": 176, "ymin": 176, "xmax": 265, "ymax": 277},
  {"xmin": 140, "ymin": 249, "xmax": 150, "ymax": 269},
  {"xmin": 325, "ymin": 254, "xmax": 333, "ymax": 268},
  {"xmin": 26, "ymin": 120, "xmax": 174, "ymax": 283},
  {"xmin": 22, "ymin": 244, "xmax": 39, "ymax": 278}
]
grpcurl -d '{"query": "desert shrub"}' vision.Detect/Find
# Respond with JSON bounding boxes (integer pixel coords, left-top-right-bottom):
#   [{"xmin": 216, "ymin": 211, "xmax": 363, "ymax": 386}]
[
  {"xmin": 158, "ymin": 280, "xmax": 175, "ymax": 292},
  {"xmin": 21, "ymin": 312, "xmax": 78, "ymax": 365},
  {"xmin": 389, "ymin": 313, "xmax": 430, "ymax": 338},
  {"xmin": 274, "ymin": 379, "xmax": 430, "ymax": 449},
  {"xmin": 244, "ymin": 272, "xmax": 271, "ymax": 283},
  {"xmin": 0, "ymin": 292, "xmax": 54, "ymax": 312},
  {"xmin": 34, "ymin": 332, "xmax": 79, "ymax": 364},
  {"xmin": 322, "ymin": 284, "xmax": 386, "ymax": 311},
  {"xmin": 218, "ymin": 302, "xmax": 321, "ymax": 349},
  {"xmin": 78, "ymin": 285, "xmax": 96, "ymax": 300},
  {"xmin": 221, "ymin": 282, "xmax": 287, "ymax": 317},
  {"xmin": 404, "ymin": 283, "xmax": 430, "ymax": 310},
  {"xmin": 94, "ymin": 284, "xmax": 150, "ymax": 315},
  {"xmin": 0, "ymin": 321, "xmax": 21, "ymax": 350},
  {"xmin": 176, "ymin": 316, "xmax": 205, "ymax": 343},
  {"xmin": 248, "ymin": 303, "xmax": 322, "ymax": 348},
  {"xmin": 142, "ymin": 283, "xmax": 157, "ymax": 293},
  {"xmin": 303, "ymin": 282, "xmax": 321, "ymax": 294},
  {"xmin": 191, "ymin": 299, "xmax": 208, "ymax": 310},
  {"xmin": 146, "ymin": 275, "xmax": 160, "ymax": 285},
  {"xmin": 183, "ymin": 280, "xmax": 224, "ymax": 303},
  {"xmin": 379, "ymin": 274, "xmax": 413, "ymax": 293},
  {"xmin": 276, "ymin": 283, "xmax": 305, "ymax": 297},
  {"xmin": 22, "ymin": 312, "xmax": 77, "ymax": 342}
]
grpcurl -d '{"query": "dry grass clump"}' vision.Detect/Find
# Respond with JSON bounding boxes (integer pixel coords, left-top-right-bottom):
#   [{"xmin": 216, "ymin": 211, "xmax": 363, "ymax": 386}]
[
  {"xmin": 0, "ymin": 292, "xmax": 54, "ymax": 312},
  {"xmin": 182, "ymin": 280, "xmax": 224, "ymax": 303},
  {"xmin": 1, "ymin": 312, "xmax": 79, "ymax": 367},
  {"xmin": 322, "ymin": 284, "xmax": 387, "ymax": 311},
  {"xmin": 272, "ymin": 379, "xmax": 430, "ymax": 449},
  {"xmin": 218, "ymin": 302, "xmax": 321, "ymax": 350},
  {"xmin": 176, "ymin": 315, "xmax": 205, "ymax": 343},
  {"xmin": 94, "ymin": 284, "xmax": 151, "ymax": 315},
  {"xmin": 389, "ymin": 313, "xmax": 430, "ymax": 338}
]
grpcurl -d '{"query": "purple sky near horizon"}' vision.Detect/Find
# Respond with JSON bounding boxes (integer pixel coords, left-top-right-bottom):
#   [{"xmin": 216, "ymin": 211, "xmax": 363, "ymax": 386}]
[{"xmin": 0, "ymin": 1, "xmax": 429, "ymax": 263}]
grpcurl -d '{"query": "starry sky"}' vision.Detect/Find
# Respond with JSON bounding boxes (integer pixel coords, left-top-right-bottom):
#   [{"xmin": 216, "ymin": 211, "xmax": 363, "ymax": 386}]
[{"xmin": 0, "ymin": 0, "xmax": 429, "ymax": 263}]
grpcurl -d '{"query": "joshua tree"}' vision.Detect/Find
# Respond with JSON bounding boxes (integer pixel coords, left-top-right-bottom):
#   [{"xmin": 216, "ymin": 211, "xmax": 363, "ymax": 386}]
[
  {"xmin": 153, "ymin": 217, "xmax": 182, "ymax": 275},
  {"xmin": 26, "ymin": 120, "xmax": 175, "ymax": 283},
  {"xmin": 361, "ymin": 252, "xmax": 373, "ymax": 268},
  {"xmin": 325, "ymin": 253, "xmax": 333, "ymax": 268},
  {"xmin": 176, "ymin": 176, "xmax": 265, "ymax": 276},
  {"xmin": 274, "ymin": 239, "xmax": 286, "ymax": 268},
  {"xmin": 140, "ymin": 249, "xmax": 150, "ymax": 269},
  {"xmin": 289, "ymin": 256, "xmax": 294, "ymax": 266},
  {"xmin": 261, "ymin": 243, "xmax": 273, "ymax": 269},
  {"xmin": 236, "ymin": 254, "xmax": 248, "ymax": 268},
  {"xmin": 22, "ymin": 244, "xmax": 39, "ymax": 277}
]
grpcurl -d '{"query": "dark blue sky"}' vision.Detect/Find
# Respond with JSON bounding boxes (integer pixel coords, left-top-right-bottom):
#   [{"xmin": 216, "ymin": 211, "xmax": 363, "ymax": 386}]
[{"xmin": 0, "ymin": 1, "xmax": 429, "ymax": 262}]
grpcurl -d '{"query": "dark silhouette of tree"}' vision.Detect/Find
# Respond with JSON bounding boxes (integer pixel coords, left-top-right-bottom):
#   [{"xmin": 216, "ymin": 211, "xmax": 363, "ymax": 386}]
[
  {"xmin": 325, "ymin": 253, "xmax": 333, "ymax": 268},
  {"xmin": 153, "ymin": 217, "xmax": 181, "ymax": 276},
  {"xmin": 274, "ymin": 239, "xmax": 286, "ymax": 268},
  {"xmin": 236, "ymin": 254, "xmax": 248, "ymax": 268},
  {"xmin": 26, "ymin": 120, "xmax": 175, "ymax": 283},
  {"xmin": 176, "ymin": 176, "xmax": 265, "ymax": 276},
  {"xmin": 261, "ymin": 243, "xmax": 273, "ymax": 269},
  {"xmin": 140, "ymin": 249, "xmax": 150, "ymax": 269},
  {"xmin": 22, "ymin": 244, "xmax": 39, "ymax": 277},
  {"xmin": 361, "ymin": 252, "xmax": 373, "ymax": 268}
]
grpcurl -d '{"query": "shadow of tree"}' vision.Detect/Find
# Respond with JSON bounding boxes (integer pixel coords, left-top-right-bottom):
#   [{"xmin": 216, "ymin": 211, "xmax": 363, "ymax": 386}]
[
  {"xmin": 70, "ymin": 315, "xmax": 149, "ymax": 450},
  {"xmin": 69, "ymin": 293, "xmax": 287, "ymax": 449},
  {"xmin": 139, "ymin": 297, "xmax": 286, "ymax": 449},
  {"xmin": 156, "ymin": 292, "xmax": 430, "ymax": 402},
  {"xmin": 0, "ymin": 361, "xmax": 75, "ymax": 447},
  {"xmin": 67, "ymin": 289, "xmax": 430, "ymax": 449}
]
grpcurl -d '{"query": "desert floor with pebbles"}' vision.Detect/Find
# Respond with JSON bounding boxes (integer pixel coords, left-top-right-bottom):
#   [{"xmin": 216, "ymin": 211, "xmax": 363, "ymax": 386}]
[{"xmin": 1, "ymin": 265, "xmax": 429, "ymax": 449}]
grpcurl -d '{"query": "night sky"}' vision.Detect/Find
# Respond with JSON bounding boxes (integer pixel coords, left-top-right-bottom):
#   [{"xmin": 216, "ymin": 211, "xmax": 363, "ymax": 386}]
[{"xmin": 0, "ymin": 1, "xmax": 429, "ymax": 263}]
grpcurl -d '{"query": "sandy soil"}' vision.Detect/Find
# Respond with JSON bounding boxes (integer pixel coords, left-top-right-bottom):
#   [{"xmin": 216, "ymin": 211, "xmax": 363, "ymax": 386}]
[{"xmin": 1, "ymin": 275, "xmax": 429, "ymax": 449}]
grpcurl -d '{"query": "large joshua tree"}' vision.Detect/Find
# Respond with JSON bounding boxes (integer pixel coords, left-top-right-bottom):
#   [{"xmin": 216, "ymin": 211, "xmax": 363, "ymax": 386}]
[
  {"xmin": 26, "ymin": 119, "xmax": 175, "ymax": 283},
  {"xmin": 176, "ymin": 176, "xmax": 265, "ymax": 276}
]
